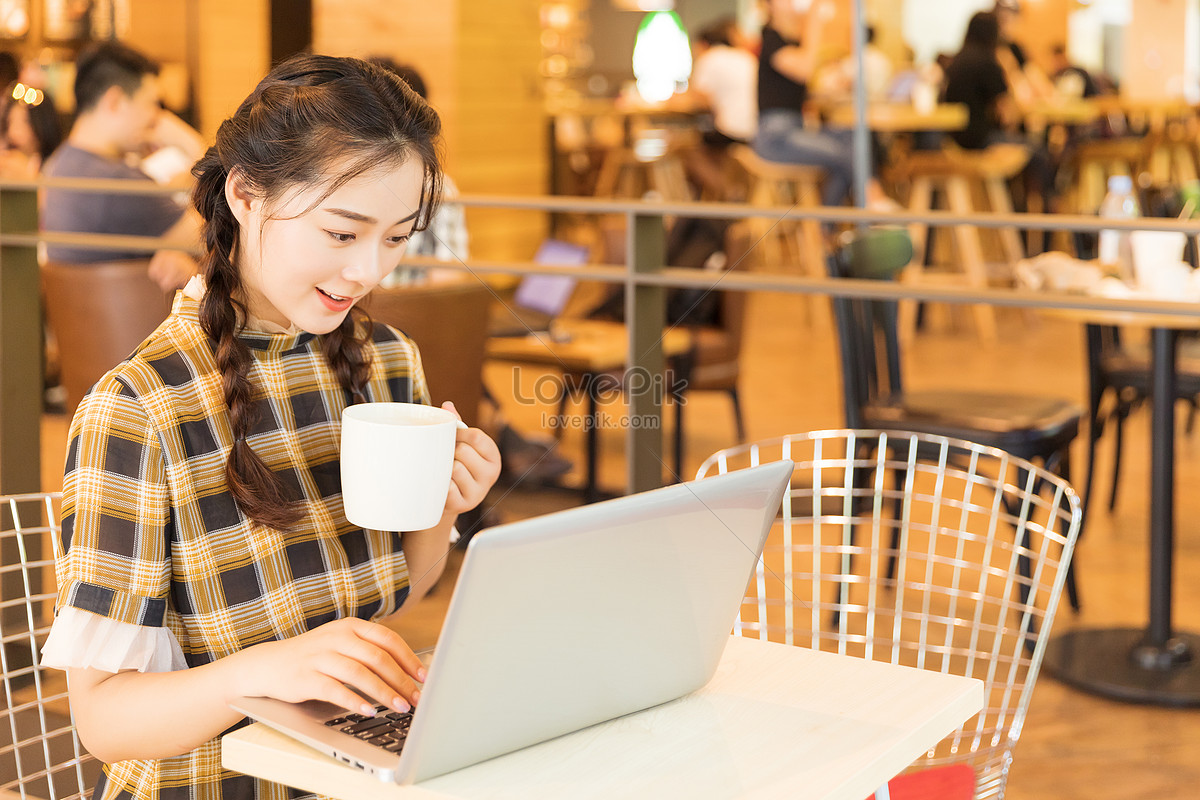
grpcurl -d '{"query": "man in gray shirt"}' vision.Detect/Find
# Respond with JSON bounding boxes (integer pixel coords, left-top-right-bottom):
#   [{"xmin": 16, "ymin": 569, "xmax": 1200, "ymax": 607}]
[{"xmin": 43, "ymin": 41, "xmax": 203, "ymax": 290}]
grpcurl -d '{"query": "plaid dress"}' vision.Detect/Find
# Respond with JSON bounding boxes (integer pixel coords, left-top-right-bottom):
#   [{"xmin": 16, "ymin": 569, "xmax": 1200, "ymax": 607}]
[{"xmin": 54, "ymin": 292, "xmax": 430, "ymax": 800}]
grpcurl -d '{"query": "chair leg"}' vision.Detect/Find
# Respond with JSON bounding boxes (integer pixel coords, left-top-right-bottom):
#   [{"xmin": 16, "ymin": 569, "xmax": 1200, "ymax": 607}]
[
  {"xmin": 944, "ymin": 175, "xmax": 997, "ymax": 341},
  {"xmin": 1081, "ymin": 412, "xmax": 1101, "ymax": 524},
  {"xmin": 728, "ymin": 387, "xmax": 746, "ymax": 443},
  {"xmin": 1056, "ymin": 448, "xmax": 1081, "ymax": 613},
  {"xmin": 899, "ymin": 176, "xmax": 933, "ymax": 342},
  {"xmin": 554, "ymin": 383, "xmax": 582, "ymax": 442},
  {"xmin": 1108, "ymin": 405, "xmax": 1127, "ymax": 512}
]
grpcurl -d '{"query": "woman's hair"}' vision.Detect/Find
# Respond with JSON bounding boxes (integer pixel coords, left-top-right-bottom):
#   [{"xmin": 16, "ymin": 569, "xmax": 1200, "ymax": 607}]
[
  {"xmin": 3, "ymin": 84, "xmax": 64, "ymax": 162},
  {"xmin": 961, "ymin": 11, "xmax": 1000, "ymax": 53},
  {"xmin": 190, "ymin": 54, "xmax": 443, "ymax": 529}
]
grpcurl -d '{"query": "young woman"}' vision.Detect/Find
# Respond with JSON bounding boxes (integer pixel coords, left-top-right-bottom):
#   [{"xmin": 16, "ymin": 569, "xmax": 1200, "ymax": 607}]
[
  {"xmin": 942, "ymin": 11, "xmax": 1017, "ymax": 151},
  {"xmin": 0, "ymin": 82, "xmax": 63, "ymax": 176},
  {"xmin": 42, "ymin": 54, "xmax": 501, "ymax": 798},
  {"xmin": 754, "ymin": 0, "xmax": 892, "ymax": 209}
]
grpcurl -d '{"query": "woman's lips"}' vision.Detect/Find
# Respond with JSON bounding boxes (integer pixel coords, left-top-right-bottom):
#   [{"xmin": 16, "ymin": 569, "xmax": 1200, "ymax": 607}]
[{"xmin": 316, "ymin": 287, "xmax": 355, "ymax": 312}]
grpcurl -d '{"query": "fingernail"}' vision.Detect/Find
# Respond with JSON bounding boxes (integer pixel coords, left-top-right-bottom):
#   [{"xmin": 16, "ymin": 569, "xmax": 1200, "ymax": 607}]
[
  {"xmin": 412, "ymin": 689, "xmax": 421, "ymax": 705},
  {"xmin": 360, "ymin": 703, "xmax": 377, "ymax": 717},
  {"xmin": 417, "ymin": 668, "xmax": 427, "ymax": 683},
  {"xmin": 393, "ymin": 697, "xmax": 411, "ymax": 713}
]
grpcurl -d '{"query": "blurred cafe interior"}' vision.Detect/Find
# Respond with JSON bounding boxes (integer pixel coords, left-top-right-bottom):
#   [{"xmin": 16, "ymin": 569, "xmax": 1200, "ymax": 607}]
[{"xmin": 3, "ymin": 0, "xmax": 1200, "ymax": 798}]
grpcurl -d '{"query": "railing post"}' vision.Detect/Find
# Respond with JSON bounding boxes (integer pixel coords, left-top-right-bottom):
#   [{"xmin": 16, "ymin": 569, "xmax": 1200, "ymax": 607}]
[
  {"xmin": 625, "ymin": 211, "xmax": 667, "ymax": 495},
  {"xmin": 0, "ymin": 185, "xmax": 41, "ymax": 495}
]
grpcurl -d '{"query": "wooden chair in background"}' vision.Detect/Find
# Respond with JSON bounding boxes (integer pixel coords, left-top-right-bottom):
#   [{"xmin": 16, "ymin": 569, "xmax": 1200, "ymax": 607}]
[
  {"xmin": 364, "ymin": 275, "xmax": 492, "ymax": 429},
  {"xmin": 728, "ymin": 144, "xmax": 829, "ymax": 328},
  {"xmin": 674, "ymin": 220, "xmax": 752, "ymax": 445},
  {"xmin": 894, "ymin": 143, "xmax": 1030, "ymax": 342},
  {"xmin": 41, "ymin": 260, "xmax": 174, "ymax": 418}
]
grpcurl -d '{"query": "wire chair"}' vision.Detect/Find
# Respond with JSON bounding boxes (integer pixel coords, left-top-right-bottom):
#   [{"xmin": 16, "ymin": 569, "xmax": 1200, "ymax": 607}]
[
  {"xmin": 0, "ymin": 492, "xmax": 97, "ymax": 799},
  {"xmin": 696, "ymin": 430, "xmax": 1081, "ymax": 800}
]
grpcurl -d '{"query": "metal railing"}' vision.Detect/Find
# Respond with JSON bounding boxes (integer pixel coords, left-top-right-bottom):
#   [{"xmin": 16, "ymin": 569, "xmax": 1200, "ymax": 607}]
[{"xmin": 5, "ymin": 177, "xmax": 1200, "ymax": 497}]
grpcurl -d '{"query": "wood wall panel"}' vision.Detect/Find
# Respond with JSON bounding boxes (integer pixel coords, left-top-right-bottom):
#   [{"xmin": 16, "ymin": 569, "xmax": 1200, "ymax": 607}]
[
  {"xmin": 456, "ymin": 0, "xmax": 545, "ymax": 259},
  {"xmin": 195, "ymin": 0, "xmax": 270, "ymax": 139},
  {"xmin": 313, "ymin": 0, "xmax": 546, "ymax": 261},
  {"xmin": 1123, "ymin": 0, "xmax": 1191, "ymax": 100},
  {"xmin": 126, "ymin": 0, "xmax": 189, "ymax": 63},
  {"xmin": 312, "ymin": 0, "xmax": 456, "ymax": 143}
]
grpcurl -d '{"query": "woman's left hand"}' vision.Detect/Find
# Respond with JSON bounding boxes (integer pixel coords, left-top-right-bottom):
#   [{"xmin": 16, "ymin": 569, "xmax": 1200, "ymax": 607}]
[{"xmin": 440, "ymin": 401, "xmax": 502, "ymax": 516}]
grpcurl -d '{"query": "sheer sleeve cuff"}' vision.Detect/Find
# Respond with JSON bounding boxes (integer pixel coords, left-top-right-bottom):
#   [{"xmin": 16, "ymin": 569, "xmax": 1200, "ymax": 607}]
[{"xmin": 40, "ymin": 606, "xmax": 187, "ymax": 674}]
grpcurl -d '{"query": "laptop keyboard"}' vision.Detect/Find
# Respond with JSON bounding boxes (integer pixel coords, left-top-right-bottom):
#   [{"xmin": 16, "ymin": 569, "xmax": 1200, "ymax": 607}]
[{"xmin": 324, "ymin": 705, "xmax": 413, "ymax": 754}]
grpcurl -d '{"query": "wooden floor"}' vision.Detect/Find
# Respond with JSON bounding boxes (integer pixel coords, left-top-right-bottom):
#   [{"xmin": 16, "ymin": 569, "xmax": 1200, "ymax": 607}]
[{"xmin": 36, "ymin": 290, "xmax": 1200, "ymax": 798}]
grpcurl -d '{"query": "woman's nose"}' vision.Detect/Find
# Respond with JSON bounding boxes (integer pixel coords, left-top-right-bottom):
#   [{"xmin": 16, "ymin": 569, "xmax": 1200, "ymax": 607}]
[{"xmin": 343, "ymin": 249, "xmax": 391, "ymax": 285}]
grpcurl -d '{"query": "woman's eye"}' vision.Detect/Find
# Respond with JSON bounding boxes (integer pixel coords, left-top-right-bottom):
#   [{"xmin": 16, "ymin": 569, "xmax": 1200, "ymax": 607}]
[
  {"xmin": 387, "ymin": 235, "xmax": 410, "ymax": 247},
  {"xmin": 326, "ymin": 231, "xmax": 355, "ymax": 243}
]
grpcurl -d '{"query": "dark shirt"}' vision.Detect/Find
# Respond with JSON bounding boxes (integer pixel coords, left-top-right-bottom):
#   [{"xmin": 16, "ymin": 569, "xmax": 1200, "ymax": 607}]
[
  {"xmin": 943, "ymin": 47, "xmax": 1009, "ymax": 150},
  {"xmin": 758, "ymin": 24, "xmax": 808, "ymax": 116},
  {"xmin": 42, "ymin": 143, "xmax": 186, "ymax": 263}
]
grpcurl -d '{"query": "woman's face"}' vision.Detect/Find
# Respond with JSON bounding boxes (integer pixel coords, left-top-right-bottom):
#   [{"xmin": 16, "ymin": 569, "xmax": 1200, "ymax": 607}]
[
  {"xmin": 231, "ymin": 157, "xmax": 426, "ymax": 334},
  {"xmin": 6, "ymin": 102, "xmax": 36, "ymax": 156}
]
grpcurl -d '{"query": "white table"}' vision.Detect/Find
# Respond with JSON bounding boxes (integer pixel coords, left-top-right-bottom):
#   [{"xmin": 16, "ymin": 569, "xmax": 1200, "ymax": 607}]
[{"xmin": 222, "ymin": 636, "xmax": 983, "ymax": 799}]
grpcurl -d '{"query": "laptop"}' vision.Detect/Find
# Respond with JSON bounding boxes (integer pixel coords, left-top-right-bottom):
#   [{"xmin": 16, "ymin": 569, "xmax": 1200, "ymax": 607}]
[
  {"xmin": 488, "ymin": 239, "xmax": 588, "ymax": 337},
  {"xmin": 229, "ymin": 460, "xmax": 793, "ymax": 785}
]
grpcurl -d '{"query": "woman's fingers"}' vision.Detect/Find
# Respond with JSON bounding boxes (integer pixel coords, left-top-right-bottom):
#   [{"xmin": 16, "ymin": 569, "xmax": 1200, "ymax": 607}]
[
  {"xmin": 348, "ymin": 618, "xmax": 427, "ymax": 687},
  {"xmin": 453, "ymin": 430, "xmax": 501, "ymax": 482},
  {"xmin": 319, "ymin": 675, "xmax": 389, "ymax": 717},
  {"xmin": 444, "ymin": 427, "xmax": 501, "ymax": 512},
  {"xmin": 251, "ymin": 619, "xmax": 429, "ymax": 715},
  {"xmin": 317, "ymin": 649, "xmax": 415, "ymax": 714}
]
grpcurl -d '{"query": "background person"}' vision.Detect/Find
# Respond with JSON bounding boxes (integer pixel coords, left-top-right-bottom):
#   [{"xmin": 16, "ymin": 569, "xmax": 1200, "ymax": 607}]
[
  {"xmin": 0, "ymin": 82, "xmax": 63, "ymax": 177},
  {"xmin": 754, "ymin": 0, "xmax": 892, "ymax": 209},
  {"xmin": 41, "ymin": 54, "xmax": 501, "ymax": 798},
  {"xmin": 41, "ymin": 41, "xmax": 204, "ymax": 290},
  {"xmin": 943, "ymin": 11, "xmax": 1054, "ymax": 249},
  {"xmin": 676, "ymin": 16, "xmax": 758, "ymax": 199}
]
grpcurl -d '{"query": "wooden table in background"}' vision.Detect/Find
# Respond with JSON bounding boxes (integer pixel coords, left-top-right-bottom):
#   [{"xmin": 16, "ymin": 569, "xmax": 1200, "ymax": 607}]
[
  {"xmin": 1042, "ymin": 306, "xmax": 1200, "ymax": 706},
  {"xmin": 486, "ymin": 319, "xmax": 690, "ymax": 501},
  {"xmin": 223, "ymin": 636, "xmax": 984, "ymax": 800}
]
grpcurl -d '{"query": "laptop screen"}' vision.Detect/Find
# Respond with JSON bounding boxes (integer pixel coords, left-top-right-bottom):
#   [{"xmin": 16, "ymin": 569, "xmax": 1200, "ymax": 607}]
[{"xmin": 513, "ymin": 240, "xmax": 589, "ymax": 315}]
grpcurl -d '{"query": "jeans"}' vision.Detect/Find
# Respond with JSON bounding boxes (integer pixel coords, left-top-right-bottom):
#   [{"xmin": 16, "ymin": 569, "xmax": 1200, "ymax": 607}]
[{"xmin": 754, "ymin": 109, "xmax": 855, "ymax": 206}]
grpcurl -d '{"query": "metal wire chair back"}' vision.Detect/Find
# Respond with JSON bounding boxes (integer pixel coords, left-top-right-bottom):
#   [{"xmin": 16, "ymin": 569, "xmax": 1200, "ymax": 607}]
[
  {"xmin": 696, "ymin": 430, "xmax": 1081, "ymax": 800},
  {"xmin": 0, "ymin": 492, "xmax": 96, "ymax": 799}
]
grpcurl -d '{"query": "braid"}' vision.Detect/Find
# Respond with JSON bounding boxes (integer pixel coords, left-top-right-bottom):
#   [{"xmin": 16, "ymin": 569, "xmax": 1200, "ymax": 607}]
[
  {"xmin": 194, "ymin": 152, "xmax": 303, "ymax": 529},
  {"xmin": 322, "ymin": 308, "xmax": 373, "ymax": 405}
]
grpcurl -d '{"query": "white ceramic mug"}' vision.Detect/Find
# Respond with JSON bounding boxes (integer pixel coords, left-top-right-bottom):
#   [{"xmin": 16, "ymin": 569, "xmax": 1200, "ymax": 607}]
[
  {"xmin": 340, "ymin": 402, "xmax": 467, "ymax": 531},
  {"xmin": 1130, "ymin": 230, "xmax": 1188, "ymax": 292}
]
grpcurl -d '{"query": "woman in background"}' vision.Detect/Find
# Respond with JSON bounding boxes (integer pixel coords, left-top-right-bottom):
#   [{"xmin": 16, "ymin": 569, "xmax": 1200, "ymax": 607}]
[{"xmin": 0, "ymin": 82, "xmax": 63, "ymax": 176}]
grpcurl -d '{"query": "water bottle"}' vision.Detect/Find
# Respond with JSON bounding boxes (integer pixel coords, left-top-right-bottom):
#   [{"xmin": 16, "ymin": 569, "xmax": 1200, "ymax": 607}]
[{"xmin": 1097, "ymin": 175, "xmax": 1140, "ymax": 284}]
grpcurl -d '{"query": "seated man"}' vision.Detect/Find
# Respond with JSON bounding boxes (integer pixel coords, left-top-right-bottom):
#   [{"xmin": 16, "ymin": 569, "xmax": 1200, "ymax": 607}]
[{"xmin": 42, "ymin": 41, "xmax": 204, "ymax": 291}]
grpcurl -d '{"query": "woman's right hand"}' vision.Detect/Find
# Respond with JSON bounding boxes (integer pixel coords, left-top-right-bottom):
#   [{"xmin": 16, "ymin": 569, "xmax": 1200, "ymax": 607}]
[{"xmin": 231, "ymin": 617, "xmax": 426, "ymax": 716}]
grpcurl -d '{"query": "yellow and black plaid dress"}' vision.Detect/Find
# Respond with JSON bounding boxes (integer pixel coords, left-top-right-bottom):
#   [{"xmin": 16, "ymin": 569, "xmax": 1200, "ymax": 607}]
[{"xmin": 55, "ymin": 292, "xmax": 430, "ymax": 800}]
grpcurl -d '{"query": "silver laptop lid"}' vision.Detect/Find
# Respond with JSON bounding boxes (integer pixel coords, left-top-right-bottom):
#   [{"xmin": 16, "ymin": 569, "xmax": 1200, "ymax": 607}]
[{"xmin": 396, "ymin": 460, "xmax": 793, "ymax": 783}]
